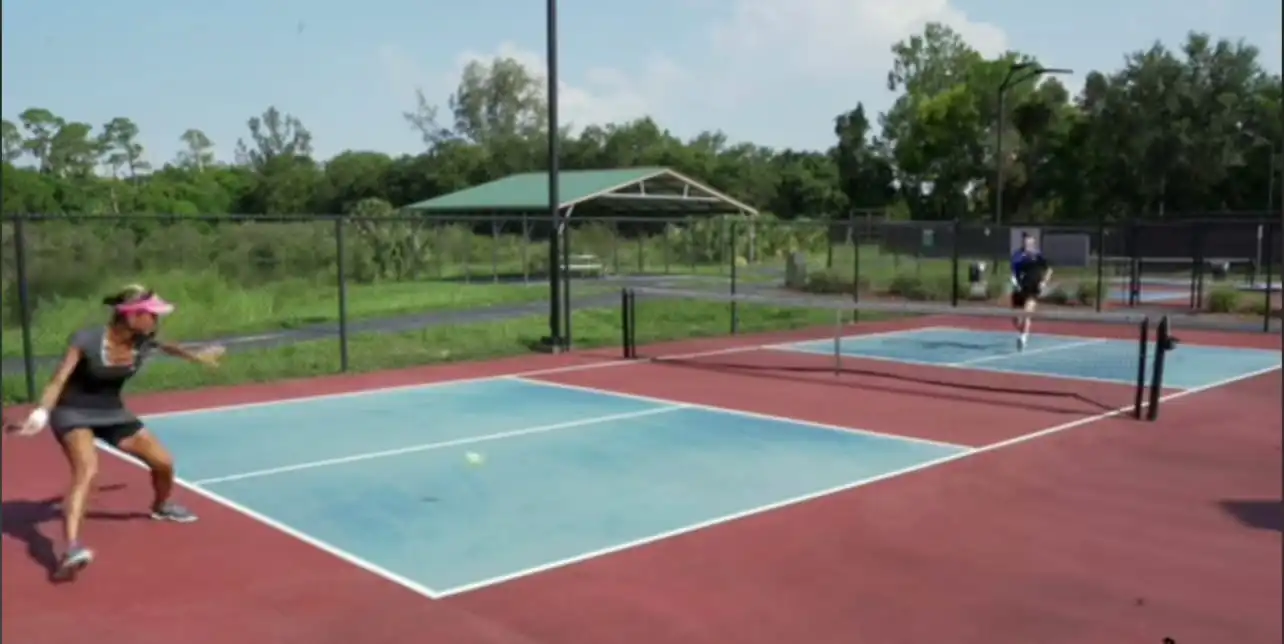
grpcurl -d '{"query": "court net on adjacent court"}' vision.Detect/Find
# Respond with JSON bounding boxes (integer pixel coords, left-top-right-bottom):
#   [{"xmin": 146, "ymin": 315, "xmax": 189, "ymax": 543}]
[{"xmin": 618, "ymin": 286, "xmax": 1180, "ymax": 421}]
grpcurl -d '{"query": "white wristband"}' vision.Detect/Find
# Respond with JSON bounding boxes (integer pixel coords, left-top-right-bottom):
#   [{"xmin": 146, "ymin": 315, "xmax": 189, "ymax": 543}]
[{"xmin": 28, "ymin": 407, "xmax": 49, "ymax": 426}]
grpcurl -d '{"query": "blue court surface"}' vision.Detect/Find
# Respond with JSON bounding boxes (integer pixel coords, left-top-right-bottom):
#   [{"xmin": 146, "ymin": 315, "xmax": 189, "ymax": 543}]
[
  {"xmin": 780, "ymin": 327, "xmax": 1281, "ymax": 390},
  {"xmin": 149, "ymin": 377, "xmax": 968, "ymax": 597}
]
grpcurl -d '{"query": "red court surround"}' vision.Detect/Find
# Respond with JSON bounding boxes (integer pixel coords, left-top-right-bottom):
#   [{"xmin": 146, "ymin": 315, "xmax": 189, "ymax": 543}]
[{"xmin": 4, "ymin": 317, "xmax": 1279, "ymax": 644}]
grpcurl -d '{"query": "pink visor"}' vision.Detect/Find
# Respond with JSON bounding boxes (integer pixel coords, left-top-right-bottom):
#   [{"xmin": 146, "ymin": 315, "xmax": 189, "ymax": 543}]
[{"xmin": 116, "ymin": 294, "xmax": 175, "ymax": 316}]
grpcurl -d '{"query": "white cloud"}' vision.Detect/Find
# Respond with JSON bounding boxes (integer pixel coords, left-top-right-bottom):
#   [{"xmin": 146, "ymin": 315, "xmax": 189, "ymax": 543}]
[
  {"xmin": 379, "ymin": 41, "xmax": 689, "ymax": 133},
  {"xmin": 711, "ymin": 0, "xmax": 1007, "ymax": 79},
  {"xmin": 378, "ymin": 0, "xmax": 1006, "ymax": 149}
]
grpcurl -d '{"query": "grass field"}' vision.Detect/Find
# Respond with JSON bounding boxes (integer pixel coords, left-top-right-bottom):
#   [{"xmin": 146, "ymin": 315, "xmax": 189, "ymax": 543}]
[
  {"xmin": 0, "ymin": 240, "xmax": 948, "ymax": 360},
  {"xmin": 1, "ymin": 298, "xmax": 855, "ymax": 404},
  {"xmin": 1, "ymin": 275, "xmax": 604, "ymax": 359}
]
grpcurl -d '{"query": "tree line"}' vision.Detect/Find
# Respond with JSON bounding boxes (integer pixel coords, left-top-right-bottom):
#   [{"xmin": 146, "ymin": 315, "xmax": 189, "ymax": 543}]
[{"xmin": 2, "ymin": 24, "xmax": 1280, "ymax": 224}]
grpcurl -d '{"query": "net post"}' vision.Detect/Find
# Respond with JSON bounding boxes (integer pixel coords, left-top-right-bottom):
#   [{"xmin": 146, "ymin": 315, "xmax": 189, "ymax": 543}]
[
  {"xmin": 1133, "ymin": 315, "xmax": 1150, "ymax": 419},
  {"xmin": 1147, "ymin": 316, "xmax": 1174, "ymax": 421},
  {"xmin": 949, "ymin": 218, "xmax": 961, "ymax": 307}
]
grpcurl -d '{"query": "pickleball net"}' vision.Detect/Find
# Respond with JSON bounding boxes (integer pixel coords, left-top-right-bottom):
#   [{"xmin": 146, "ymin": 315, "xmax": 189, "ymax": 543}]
[{"xmin": 619, "ymin": 286, "xmax": 1176, "ymax": 421}]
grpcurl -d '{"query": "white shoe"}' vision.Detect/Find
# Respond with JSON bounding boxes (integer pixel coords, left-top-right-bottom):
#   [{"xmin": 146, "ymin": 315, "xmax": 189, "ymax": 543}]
[{"xmin": 1017, "ymin": 335, "xmax": 1027, "ymax": 352}]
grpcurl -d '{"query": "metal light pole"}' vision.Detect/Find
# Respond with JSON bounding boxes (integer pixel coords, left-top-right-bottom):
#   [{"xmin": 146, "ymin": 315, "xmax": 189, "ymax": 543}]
[
  {"xmin": 995, "ymin": 62, "xmax": 1072, "ymax": 225},
  {"xmin": 546, "ymin": 0, "xmax": 563, "ymax": 351}
]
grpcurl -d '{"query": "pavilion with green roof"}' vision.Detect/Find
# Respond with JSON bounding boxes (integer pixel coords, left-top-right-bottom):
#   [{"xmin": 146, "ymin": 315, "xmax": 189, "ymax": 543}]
[{"xmin": 401, "ymin": 167, "xmax": 757, "ymax": 217}]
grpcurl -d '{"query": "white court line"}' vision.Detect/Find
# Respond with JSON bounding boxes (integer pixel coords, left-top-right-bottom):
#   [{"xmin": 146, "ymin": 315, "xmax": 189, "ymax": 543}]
[
  {"xmin": 431, "ymin": 362, "xmax": 1283, "ymax": 598},
  {"xmin": 72, "ymin": 320, "xmax": 949, "ymax": 604},
  {"xmin": 507, "ymin": 376, "xmax": 970, "ymax": 451},
  {"xmin": 190, "ymin": 405, "xmax": 689, "ymax": 486},
  {"xmin": 85, "ymin": 321, "xmax": 1277, "ymax": 605},
  {"xmin": 97, "ymin": 440, "xmax": 450, "ymax": 598}
]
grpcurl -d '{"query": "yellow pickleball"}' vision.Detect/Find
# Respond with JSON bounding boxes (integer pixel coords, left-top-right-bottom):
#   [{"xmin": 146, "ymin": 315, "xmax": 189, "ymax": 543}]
[{"xmin": 464, "ymin": 451, "xmax": 485, "ymax": 466}]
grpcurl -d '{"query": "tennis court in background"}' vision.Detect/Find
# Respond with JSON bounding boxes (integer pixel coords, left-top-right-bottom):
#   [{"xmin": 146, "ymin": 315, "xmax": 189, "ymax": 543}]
[{"xmin": 3, "ymin": 292, "xmax": 1281, "ymax": 644}]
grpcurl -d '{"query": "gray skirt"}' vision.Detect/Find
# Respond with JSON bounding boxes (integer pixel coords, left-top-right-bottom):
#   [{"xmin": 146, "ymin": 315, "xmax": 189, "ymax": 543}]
[{"xmin": 49, "ymin": 405, "xmax": 141, "ymax": 432}]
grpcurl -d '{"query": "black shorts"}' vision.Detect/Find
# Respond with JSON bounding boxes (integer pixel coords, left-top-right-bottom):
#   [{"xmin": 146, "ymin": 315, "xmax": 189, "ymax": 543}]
[
  {"xmin": 53, "ymin": 421, "xmax": 144, "ymax": 447},
  {"xmin": 1010, "ymin": 289, "xmax": 1040, "ymax": 308}
]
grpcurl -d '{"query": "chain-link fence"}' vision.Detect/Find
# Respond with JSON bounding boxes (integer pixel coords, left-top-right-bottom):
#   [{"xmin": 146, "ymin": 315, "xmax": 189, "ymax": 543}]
[{"xmin": 3, "ymin": 214, "xmax": 1277, "ymax": 403}]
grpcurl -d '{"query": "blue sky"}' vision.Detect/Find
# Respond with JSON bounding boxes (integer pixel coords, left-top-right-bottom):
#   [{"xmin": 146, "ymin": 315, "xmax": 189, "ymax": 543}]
[{"xmin": 3, "ymin": 0, "xmax": 1280, "ymax": 165}]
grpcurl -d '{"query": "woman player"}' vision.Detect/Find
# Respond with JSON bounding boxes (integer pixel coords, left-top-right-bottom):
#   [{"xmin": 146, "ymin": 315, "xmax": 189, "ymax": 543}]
[
  {"xmin": 12, "ymin": 284, "xmax": 224, "ymax": 578},
  {"xmin": 1010, "ymin": 234, "xmax": 1052, "ymax": 351}
]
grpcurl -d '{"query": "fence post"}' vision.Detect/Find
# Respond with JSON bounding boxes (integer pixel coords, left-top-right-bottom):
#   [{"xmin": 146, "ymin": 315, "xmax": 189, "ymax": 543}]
[
  {"xmin": 521, "ymin": 213, "xmax": 530, "ymax": 283},
  {"xmin": 1094, "ymin": 216, "xmax": 1106, "ymax": 312},
  {"xmin": 825, "ymin": 221, "xmax": 835, "ymax": 269},
  {"xmin": 662, "ymin": 221, "xmax": 671, "ymax": 274},
  {"xmin": 463, "ymin": 225, "xmax": 473, "ymax": 284},
  {"xmin": 1264, "ymin": 221, "xmax": 1275, "ymax": 333},
  {"xmin": 334, "ymin": 216, "xmax": 350, "ymax": 372},
  {"xmin": 561, "ymin": 209, "xmax": 575, "ymax": 347},
  {"xmin": 635, "ymin": 230, "xmax": 644, "ymax": 274},
  {"xmin": 434, "ymin": 224, "xmax": 445, "ymax": 279},
  {"xmin": 611, "ymin": 218, "xmax": 621, "ymax": 275},
  {"xmin": 13, "ymin": 216, "xmax": 37, "ymax": 401},
  {"xmin": 1188, "ymin": 222, "xmax": 1205, "ymax": 310},
  {"xmin": 729, "ymin": 219, "xmax": 739, "ymax": 335},
  {"xmin": 490, "ymin": 219, "xmax": 500, "ymax": 283},
  {"xmin": 1126, "ymin": 223, "xmax": 1140, "ymax": 307},
  {"xmin": 851, "ymin": 214, "xmax": 861, "ymax": 324},
  {"xmin": 949, "ymin": 219, "xmax": 961, "ymax": 307}
]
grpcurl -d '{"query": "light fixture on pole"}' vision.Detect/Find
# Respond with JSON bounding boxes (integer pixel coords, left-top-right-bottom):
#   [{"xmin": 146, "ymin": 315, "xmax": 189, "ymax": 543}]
[{"xmin": 994, "ymin": 62, "xmax": 1073, "ymax": 225}]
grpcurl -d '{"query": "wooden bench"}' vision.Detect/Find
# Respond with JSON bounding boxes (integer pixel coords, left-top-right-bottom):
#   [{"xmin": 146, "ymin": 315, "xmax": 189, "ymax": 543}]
[{"xmin": 561, "ymin": 253, "xmax": 606, "ymax": 277}]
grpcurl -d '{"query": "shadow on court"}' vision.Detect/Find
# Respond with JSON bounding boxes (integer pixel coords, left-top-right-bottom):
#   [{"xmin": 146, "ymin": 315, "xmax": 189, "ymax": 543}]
[
  {"xmin": 652, "ymin": 358, "xmax": 1120, "ymax": 416},
  {"xmin": 1219, "ymin": 500, "xmax": 1283, "ymax": 533},
  {"xmin": 1, "ymin": 484, "xmax": 151, "ymax": 581}
]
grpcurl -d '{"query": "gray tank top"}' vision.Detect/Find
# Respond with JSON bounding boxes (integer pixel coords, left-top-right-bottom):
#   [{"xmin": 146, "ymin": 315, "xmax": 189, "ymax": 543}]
[{"xmin": 49, "ymin": 327, "xmax": 158, "ymax": 429}]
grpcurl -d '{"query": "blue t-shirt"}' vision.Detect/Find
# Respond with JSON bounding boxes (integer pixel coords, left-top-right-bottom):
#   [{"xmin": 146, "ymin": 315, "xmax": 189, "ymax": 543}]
[{"xmin": 1011, "ymin": 250, "xmax": 1048, "ymax": 291}]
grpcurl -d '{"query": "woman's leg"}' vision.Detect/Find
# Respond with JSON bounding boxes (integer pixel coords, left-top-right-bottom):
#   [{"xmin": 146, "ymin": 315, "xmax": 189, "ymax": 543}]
[
  {"xmin": 116, "ymin": 429, "xmax": 198, "ymax": 522},
  {"xmin": 55, "ymin": 428, "xmax": 99, "ymax": 569}
]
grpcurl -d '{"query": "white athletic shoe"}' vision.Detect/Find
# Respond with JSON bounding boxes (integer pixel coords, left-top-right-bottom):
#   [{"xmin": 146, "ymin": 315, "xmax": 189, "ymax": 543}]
[{"xmin": 1017, "ymin": 335, "xmax": 1027, "ymax": 352}]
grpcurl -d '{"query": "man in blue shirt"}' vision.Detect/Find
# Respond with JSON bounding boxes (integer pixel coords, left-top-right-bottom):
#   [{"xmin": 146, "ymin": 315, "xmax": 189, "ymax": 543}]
[{"xmin": 1010, "ymin": 233, "xmax": 1052, "ymax": 351}]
